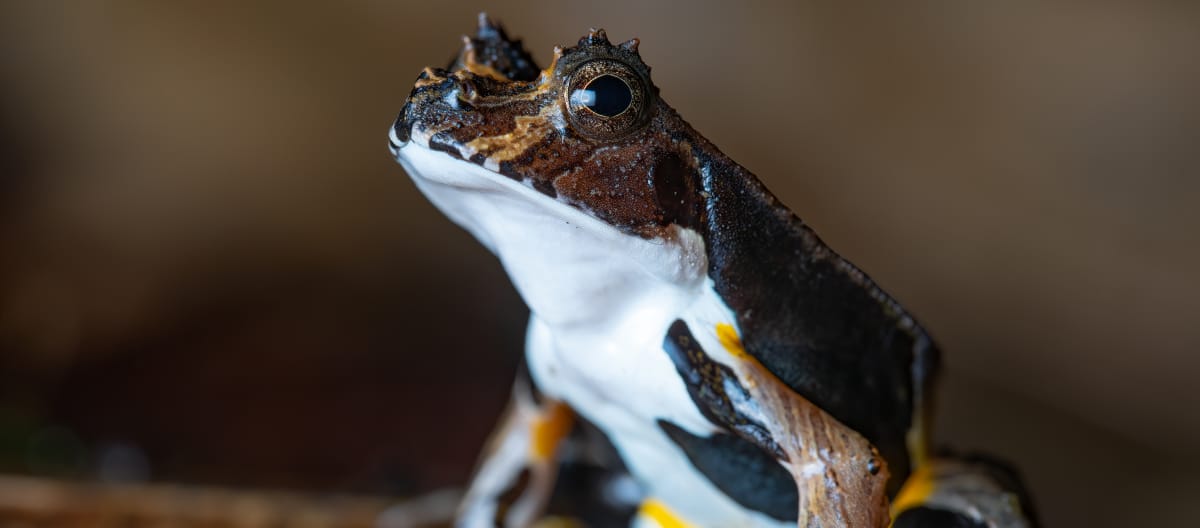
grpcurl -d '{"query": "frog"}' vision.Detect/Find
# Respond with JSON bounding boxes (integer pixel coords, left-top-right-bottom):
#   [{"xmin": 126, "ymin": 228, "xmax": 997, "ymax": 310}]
[{"xmin": 389, "ymin": 14, "xmax": 1038, "ymax": 528}]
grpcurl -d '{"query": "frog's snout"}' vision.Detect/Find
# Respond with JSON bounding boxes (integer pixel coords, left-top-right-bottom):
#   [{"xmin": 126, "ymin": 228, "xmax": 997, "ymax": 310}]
[
  {"xmin": 388, "ymin": 99, "xmax": 412, "ymax": 159},
  {"xmin": 391, "ymin": 102, "xmax": 411, "ymax": 146}
]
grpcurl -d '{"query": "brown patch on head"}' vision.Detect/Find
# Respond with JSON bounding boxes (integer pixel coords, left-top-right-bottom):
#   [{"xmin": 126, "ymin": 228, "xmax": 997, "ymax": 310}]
[
  {"xmin": 552, "ymin": 143, "xmax": 665, "ymax": 232},
  {"xmin": 651, "ymin": 152, "xmax": 705, "ymax": 230}
]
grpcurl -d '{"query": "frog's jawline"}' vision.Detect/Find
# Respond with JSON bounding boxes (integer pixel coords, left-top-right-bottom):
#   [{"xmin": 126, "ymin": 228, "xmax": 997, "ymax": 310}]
[{"xmin": 392, "ymin": 136, "xmax": 710, "ymax": 327}]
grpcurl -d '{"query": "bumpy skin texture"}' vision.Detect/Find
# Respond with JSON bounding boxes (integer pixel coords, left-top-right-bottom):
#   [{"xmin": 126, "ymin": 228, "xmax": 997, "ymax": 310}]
[
  {"xmin": 448, "ymin": 14, "xmax": 542, "ymax": 83},
  {"xmin": 392, "ymin": 17, "xmax": 1038, "ymax": 528}
]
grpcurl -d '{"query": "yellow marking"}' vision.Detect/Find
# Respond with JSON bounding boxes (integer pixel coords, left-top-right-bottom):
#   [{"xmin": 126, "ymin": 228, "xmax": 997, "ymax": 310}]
[
  {"xmin": 716, "ymin": 322, "xmax": 768, "ymax": 390},
  {"xmin": 638, "ymin": 499, "xmax": 696, "ymax": 528},
  {"xmin": 465, "ymin": 62, "xmax": 509, "ymax": 81},
  {"xmin": 529, "ymin": 403, "xmax": 573, "ymax": 460},
  {"xmin": 413, "ymin": 67, "xmax": 446, "ymax": 88},
  {"xmin": 715, "ymin": 323, "xmax": 752, "ymax": 361},
  {"xmin": 889, "ymin": 465, "xmax": 935, "ymax": 520},
  {"xmin": 461, "ymin": 49, "xmax": 510, "ymax": 81},
  {"xmin": 906, "ymin": 405, "xmax": 930, "ymax": 470}
]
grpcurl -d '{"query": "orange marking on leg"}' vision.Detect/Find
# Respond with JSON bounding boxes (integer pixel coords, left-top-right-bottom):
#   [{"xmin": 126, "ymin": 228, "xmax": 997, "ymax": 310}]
[
  {"xmin": 529, "ymin": 403, "xmax": 573, "ymax": 460},
  {"xmin": 889, "ymin": 465, "xmax": 935, "ymax": 520},
  {"xmin": 716, "ymin": 323, "xmax": 763, "ymax": 389},
  {"xmin": 715, "ymin": 323, "xmax": 752, "ymax": 361}
]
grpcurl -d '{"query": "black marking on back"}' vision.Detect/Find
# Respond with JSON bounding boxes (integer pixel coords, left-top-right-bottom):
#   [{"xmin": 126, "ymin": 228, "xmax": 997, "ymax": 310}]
[
  {"xmin": 691, "ymin": 144, "xmax": 941, "ymax": 494},
  {"xmin": 658, "ymin": 420, "xmax": 798, "ymax": 522},
  {"xmin": 892, "ymin": 507, "xmax": 988, "ymax": 528},
  {"xmin": 662, "ymin": 319, "xmax": 784, "ymax": 459}
]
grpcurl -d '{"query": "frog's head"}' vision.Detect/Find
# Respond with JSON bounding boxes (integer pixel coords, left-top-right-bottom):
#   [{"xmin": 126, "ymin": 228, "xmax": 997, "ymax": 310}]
[
  {"xmin": 392, "ymin": 25, "xmax": 704, "ymax": 237},
  {"xmin": 391, "ymin": 23, "xmax": 711, "ymax": 328}
]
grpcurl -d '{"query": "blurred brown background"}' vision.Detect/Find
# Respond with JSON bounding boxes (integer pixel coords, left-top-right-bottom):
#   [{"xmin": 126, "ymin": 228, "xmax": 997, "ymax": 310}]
[{"xmin": 0, "ymin": 1, "xmax": 1197, "ymax": 526}]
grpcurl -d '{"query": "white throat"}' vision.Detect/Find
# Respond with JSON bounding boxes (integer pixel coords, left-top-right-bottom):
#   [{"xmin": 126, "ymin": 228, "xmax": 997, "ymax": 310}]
[{"xmin": 394, "ymin": 142, "xmax": 709, "ymax": 341}]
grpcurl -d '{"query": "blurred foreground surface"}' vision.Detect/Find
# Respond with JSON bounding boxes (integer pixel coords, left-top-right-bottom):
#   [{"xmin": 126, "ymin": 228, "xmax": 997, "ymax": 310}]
[
  {"xmin": 1, "ymin": 2, "xmax": 1199, "ymax": 527},
  {"xmin": 0, "ymin": 475, "xmax": 420, "ymax": 528}
]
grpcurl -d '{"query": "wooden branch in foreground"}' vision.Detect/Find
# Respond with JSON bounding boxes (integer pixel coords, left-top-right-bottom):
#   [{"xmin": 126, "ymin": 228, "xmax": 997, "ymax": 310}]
[{"xmin": 0, "ymin": 475, "xmax": 459, "ymax": 528}]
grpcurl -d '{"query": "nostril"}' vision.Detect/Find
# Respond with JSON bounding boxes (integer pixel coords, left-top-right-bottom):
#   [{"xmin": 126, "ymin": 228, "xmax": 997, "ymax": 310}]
[
  {"xmin": 450, "ymin": 70, "xmax": 480, "ymax": 102},
  {"xmin": 459, "ymin": 78, "xmax": 478, "ymax": 101}
]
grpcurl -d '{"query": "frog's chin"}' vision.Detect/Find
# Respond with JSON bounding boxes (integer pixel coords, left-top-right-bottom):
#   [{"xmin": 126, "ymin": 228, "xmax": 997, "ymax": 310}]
[{"xmin": 393, "ymin": 141, "xmax": 709, "ymax": 334}]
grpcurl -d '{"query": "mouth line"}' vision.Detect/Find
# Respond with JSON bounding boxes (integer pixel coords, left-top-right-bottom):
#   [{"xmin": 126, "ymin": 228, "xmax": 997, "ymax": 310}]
[
  {"xmin": 395, "ymin": 137, "xmax": 522, "ymax": 200},
  {"xmin": 396, "ymin": 123, "xmax": 562, "ymax": 197},
  {"xmin": 395, "ymin": 140, "xmax": 610, "ymax": 230}
]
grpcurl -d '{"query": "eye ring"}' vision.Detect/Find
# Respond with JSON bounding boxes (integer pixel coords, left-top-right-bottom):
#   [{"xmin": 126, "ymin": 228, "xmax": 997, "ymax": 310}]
[{"xmin": 564, "ymin": 60, "xmax": 650, "ymax": 140}]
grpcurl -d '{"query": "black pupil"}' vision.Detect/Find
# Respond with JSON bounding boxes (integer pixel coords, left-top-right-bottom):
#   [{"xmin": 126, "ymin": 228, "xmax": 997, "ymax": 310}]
[{"xmin": 583, "ymin": 75, "xmax": 633, "ymax": 117}]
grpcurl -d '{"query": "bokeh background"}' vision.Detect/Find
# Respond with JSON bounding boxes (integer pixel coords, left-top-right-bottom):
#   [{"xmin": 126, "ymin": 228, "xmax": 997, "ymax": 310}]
[{"xmin": 1, "ymin": 1, "xmax": 1198, "ymax": 526}]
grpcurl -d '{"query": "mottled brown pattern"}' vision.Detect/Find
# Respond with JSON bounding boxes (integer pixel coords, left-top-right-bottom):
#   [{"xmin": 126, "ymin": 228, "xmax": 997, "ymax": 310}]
[
  {"xmin": 396, "ymin": 30, "xmax": 697, "ymax": 239},
  {"xmin": 552, "ymin": 143, "xmax": 669, "ymax": 231}
]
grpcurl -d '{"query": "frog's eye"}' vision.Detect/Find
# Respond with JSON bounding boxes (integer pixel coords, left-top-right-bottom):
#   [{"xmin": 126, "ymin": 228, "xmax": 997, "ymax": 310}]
[
  {"xmin": 575, "ymin": 75, "xmax": 632, "ymax": 117},
  {"xmin": 565, "ymin": 60, "xmax": 650, "ymax": 140}
]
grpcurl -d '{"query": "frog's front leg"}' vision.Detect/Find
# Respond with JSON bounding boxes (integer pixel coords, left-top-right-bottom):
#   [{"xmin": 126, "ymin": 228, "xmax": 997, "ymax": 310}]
[
  {"xmin": 664, "ymin": 320, "xmax": 892, "ymax": 526},
  {"xmin": 457, "ymin": 372, "xmax": 574, "ymax": 528}
]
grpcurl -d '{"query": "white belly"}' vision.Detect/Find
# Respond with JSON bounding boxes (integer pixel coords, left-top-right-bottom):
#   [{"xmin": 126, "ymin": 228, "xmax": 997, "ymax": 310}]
[{"xmin": 526, "ymin": 312, "xmax": 793, "ymax": 528}]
